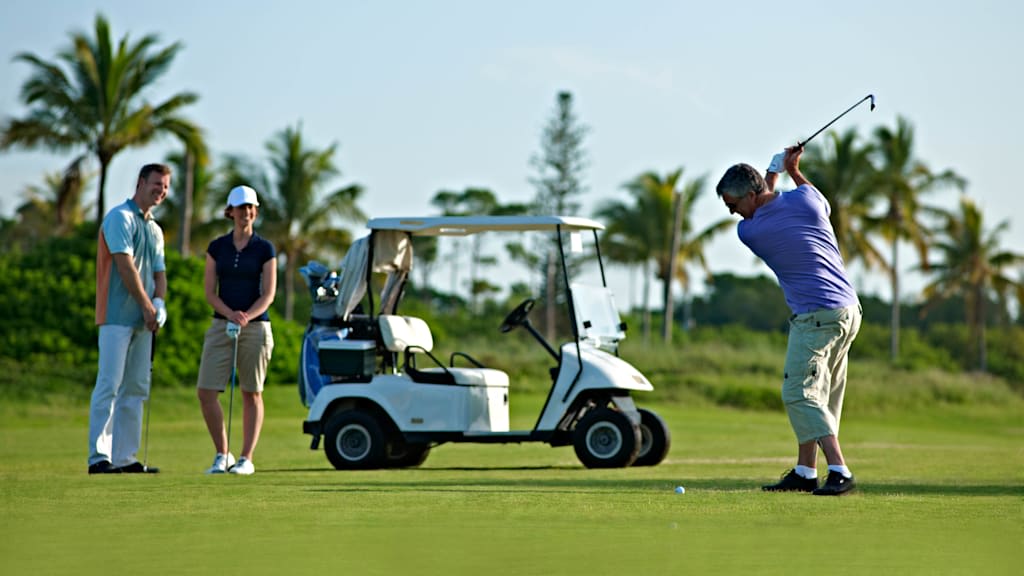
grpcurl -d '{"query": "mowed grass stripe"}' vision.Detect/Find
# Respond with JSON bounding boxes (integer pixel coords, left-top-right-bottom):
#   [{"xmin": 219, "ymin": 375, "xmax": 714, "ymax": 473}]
[{"xmin": 1, "ymin": 388, "xmax": 1021, "ymax": 575}]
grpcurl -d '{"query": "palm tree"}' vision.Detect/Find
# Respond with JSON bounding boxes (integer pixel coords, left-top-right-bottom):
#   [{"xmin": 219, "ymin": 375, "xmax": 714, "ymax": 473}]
[
  {"xmin": 594, "ymin": 198, "xmax": 652, "ymax": 336},
  {"xmin": 157, "ymin": 147, "xmax": 216, "ymax": 256},
  {"xmin": 598, "ymin": 169, "xmax": 732, "ymax": 342},
  {"xmin": 3, "ymin": 168, "xmax": 90, "ymax": 243},
  {"xmin": 921, "ymin": 196, "xmax": 1024, "ymax": 371},
  {"xmin": 872, "ymin": 116, "xmax": 965, "ymax": 361},
  {"xmin": 801, "ymin": 128, "xmax": 886, "ymax": 272},
  {"xmin": 261, "ymin": 123, "xmax": 365, "ymax": 320},
  {"xmin": 0, "ymin": 13, "xmax": 204, "ymax": 223},
  {"xmin": 429, "ymin": 188, "xmax": 528, "ymax": 312},
  {"xmin": 4, "ymin": 163, "xmax": 92, "ymax": 251}
]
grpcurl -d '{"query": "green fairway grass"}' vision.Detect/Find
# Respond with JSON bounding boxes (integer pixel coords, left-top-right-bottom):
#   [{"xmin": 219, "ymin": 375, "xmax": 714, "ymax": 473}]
[{"xmin": 1, "ymin": 385, "xmax": 1021, "ymax": 575}]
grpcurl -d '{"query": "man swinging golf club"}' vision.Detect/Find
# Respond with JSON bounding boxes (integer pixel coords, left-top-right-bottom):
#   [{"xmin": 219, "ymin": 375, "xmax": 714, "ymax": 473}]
[
  {"xmin": 716, "ymin": 145, "xmax": 862, "ymax": 496},
  {"xmin": 196, "ymin": 185, "xmax": 277, "ymax": 475}
]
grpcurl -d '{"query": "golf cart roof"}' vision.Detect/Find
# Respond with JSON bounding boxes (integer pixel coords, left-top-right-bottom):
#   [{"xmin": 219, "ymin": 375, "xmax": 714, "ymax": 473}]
[{"xmin": 366, "ymin": 215, "xmax": 604, "ymax": 236}]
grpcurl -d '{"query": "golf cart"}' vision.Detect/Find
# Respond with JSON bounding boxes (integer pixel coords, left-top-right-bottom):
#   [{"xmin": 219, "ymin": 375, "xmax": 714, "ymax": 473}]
[{"xmin": 298, "ymin": 216, "xmax": 670, "ymax": 469}]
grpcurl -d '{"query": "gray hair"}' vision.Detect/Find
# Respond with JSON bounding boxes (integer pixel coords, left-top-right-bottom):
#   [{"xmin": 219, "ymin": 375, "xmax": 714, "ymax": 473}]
[{"xmin": 716, "ymin": 163, "xmax": 765, "ymax": 200}]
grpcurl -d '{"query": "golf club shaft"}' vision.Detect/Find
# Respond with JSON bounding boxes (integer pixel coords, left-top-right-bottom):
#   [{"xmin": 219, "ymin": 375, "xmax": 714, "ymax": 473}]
[
  {"xmin": 798, "ymin": 94, "xmax": 875, "ymax": 147},
  {"xmin": 144, "ymin": 331, "xmax": 155, "ymax": 468},
  {"xmin": 226, "ymin": 334, "xmax": 239, "ymax": 460}
]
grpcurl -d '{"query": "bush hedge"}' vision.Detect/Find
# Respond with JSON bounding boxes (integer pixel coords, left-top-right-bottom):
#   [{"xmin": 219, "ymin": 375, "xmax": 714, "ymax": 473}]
[{"xmin": 0, "ymin": 227, "xmax": 1021, "ymax": 403}]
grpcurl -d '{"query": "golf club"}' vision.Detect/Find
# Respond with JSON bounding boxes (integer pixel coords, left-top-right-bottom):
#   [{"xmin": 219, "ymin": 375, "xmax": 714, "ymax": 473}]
[
  {"xmin": 143, "ymin": 331, "xmax": 155, "ymax": 472},
  {"xmin": 797, "ymin": 94, "xmax": 876, "ymax": 148},
  {"xmin": 226, "ymin": 322, "xmax": 241, "ymax": 470}
]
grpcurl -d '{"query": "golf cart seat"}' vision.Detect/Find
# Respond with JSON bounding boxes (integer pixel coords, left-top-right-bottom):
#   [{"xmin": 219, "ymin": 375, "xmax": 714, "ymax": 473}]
[{"xmin": 378, "ymin": 315, "xmax": 509, "ymax": 387}]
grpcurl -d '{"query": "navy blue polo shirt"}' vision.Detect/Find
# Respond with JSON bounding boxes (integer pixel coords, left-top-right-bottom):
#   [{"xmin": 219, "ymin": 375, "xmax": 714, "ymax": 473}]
[{"xmin": 207, "ymin": 232, "xmax": 276, "ymax": 321}]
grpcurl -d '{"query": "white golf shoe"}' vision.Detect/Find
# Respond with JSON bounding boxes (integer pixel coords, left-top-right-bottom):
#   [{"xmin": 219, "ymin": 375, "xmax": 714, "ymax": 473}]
[
  {"xmin": 206, "ymin": 452, "xmax": 236, "ymax": 474},
  {"xmin": 229, "ymin": 457, "xmax": 255, "ymax": 475}
]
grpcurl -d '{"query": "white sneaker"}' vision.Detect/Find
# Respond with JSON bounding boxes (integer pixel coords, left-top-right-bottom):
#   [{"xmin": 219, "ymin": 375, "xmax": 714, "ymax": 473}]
[
  {"xmin": 229, "ymin": 457, "xmax": 255, "ymax": 475},
  {"xmin": 206, "ymin": 452, "xmax": 236, "ymax": 474}
]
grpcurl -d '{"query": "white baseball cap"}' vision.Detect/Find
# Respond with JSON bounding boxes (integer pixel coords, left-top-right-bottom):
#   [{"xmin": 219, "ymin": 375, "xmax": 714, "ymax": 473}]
[{"xmin": 226, "ymin": 185, "xmax": 260, "ymax": 207}]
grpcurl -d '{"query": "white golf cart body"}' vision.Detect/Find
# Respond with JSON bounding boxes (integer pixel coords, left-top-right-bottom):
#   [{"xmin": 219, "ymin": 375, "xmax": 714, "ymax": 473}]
[{"xmin": 299, "ymin": 216, "xmax": 670, "ymax": 469}]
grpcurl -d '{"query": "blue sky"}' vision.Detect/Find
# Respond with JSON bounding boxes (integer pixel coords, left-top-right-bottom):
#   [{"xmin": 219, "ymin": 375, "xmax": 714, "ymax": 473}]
[{"xmin": 1, "ymin": 0, "xmax": 1020, "ymax": 303}]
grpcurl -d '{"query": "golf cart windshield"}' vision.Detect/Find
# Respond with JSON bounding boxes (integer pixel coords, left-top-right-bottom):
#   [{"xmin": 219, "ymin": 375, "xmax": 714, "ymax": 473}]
[{"xmin": 571, "ymin": 283, "xmax": 625, "ymax": 350}]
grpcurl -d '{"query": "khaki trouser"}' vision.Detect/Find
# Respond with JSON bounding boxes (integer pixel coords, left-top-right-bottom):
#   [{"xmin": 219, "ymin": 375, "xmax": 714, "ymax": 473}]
[
  {"xmin": 197, "ymin": 319, "xmax": 274, "ymax": 393},
  {"xmin": 782, "ymin": 304, "xmax": 862, "ymax": 443}
]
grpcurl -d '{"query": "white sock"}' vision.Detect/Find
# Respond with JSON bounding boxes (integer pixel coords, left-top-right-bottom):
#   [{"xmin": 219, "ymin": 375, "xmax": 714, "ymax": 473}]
[
  {"xmin": 828, "ymin": 464, "xmax": 852, "ymax": 478},
  {"xmin": 794, "ymin": 465, "xmax": 818, "ymax": 479}
]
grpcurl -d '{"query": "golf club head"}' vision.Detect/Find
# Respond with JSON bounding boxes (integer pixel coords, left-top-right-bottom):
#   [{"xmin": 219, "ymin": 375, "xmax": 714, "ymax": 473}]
[
  {"xmin": 868, "ymin": 94, "xmax": 876, "ymax": 111},
  {"xmin": 226, "ymin": 322, "xmax": 241, "ymax": 340}
]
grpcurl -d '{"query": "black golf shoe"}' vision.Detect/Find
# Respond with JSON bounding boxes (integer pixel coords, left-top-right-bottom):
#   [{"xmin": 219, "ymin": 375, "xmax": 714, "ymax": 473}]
[
  {"xmin": 88, "ymin": 461, "xmax": 122, "ymax": 474},
  {"xmin": 117, "ymin": 462, "xmax": 160, "ymax": 474},
  {"xmin": 762, "ymin": 469, "xmax": 818, "ymax": 492},
  {"xmin": 812, "ymin": 471, "xmax": 856, "ymax": 496}
]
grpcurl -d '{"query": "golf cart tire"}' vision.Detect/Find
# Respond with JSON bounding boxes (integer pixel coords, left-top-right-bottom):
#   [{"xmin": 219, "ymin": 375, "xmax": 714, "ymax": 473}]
[
  {"xmin": 573, "ymin": 407, "xmax": 641, "ymax": 468},
  {"xmin": 323, "ymin": 410, "xmax": 387, "ymax": 470},
  {"xmin": 387, "ymin": 442, "xmax": 431, "ymax": 468},
  {"xmin": 633, "ymin": 408, "xmax": 671, "ymax": 467}
]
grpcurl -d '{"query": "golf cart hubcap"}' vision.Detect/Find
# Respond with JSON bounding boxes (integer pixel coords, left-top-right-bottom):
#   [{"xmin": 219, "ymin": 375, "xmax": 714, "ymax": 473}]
[
  {"xmin": 585, "ymin": 422, "xmax": 623, "ymax": 458},
  {"xmin": 337, "ymin": 423, "xmax": 371, "ymax": 461}
]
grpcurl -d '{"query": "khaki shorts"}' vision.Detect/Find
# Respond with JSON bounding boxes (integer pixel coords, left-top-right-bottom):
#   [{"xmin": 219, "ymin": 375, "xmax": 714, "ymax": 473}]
[
  {"xmin": 781, "ymin": 304, "xmax": 861, "ymax": 443},
  {"xmin": 197, "ymin": 319, "xmax": 274, "ymax": 393}
]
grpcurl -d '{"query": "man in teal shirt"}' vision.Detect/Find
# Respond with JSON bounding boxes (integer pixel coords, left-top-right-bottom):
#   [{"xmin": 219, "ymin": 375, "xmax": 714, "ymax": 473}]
[{"xmin": 87, "ymin": 163, "xmax": 170, "ymax": 474}]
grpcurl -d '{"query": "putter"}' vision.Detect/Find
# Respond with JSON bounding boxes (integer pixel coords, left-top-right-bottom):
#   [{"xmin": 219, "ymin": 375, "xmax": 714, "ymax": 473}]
[
  {"xmin": 797, "ymin": 94, "xmax": 876, "ymax": 148},
  {"xmin": 226, "ymin": 323, "xmax": 241, "ymax": 470}
]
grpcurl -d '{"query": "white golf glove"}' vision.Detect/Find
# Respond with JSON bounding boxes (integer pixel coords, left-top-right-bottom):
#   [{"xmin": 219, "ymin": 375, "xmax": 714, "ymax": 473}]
[
  {"xmin": 153, "ymin": 297, "xmax": 167, "ymax": 328},
  {"xmin": 767, "ymin": 152, "xmax": 786, "ymax": 174},
  {"xmin": 226, "ymin": 322, "xmax": 241, "ymax": 340}
]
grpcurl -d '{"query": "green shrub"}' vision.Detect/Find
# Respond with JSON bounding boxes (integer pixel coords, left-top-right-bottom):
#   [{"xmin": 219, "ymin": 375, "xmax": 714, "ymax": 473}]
[
  {"xmin": 1, "ymin": 231, "xmax": 1021, "ymax": 405},
  {"xmin": 0, "ymin": 224, "xmax": 304, "ymax": 392}
]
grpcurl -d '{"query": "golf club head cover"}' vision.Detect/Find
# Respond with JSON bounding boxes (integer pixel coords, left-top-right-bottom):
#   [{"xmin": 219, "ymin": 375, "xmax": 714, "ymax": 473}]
[
  {"xmin": 767, "ymin": 152, "xmax": 786, "ymax": 174},
  {"xmin": 153, "ymin": 297, "xmax": 167, "ymax": 328},
  {"xmin": 226, "ymin": 322, "xmax": 241, "ymax": 340}
]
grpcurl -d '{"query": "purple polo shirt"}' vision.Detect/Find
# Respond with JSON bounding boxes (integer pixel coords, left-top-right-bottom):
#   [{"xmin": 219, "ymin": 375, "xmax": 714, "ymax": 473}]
[{"xmin": 737, "ymin": 184, "xmax": 858, "ymax": 314}]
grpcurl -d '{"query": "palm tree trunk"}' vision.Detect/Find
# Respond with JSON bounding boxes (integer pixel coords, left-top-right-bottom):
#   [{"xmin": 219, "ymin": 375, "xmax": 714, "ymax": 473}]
[
  {"xmin": 662, "ymin": 190, "xmax": 684, "ymax": 343},
  {"xmin": 178, "ymin": 149, "xmax": 194, "ymax": 257},
  {"xmin": 545, "ymin": 248, "xmax": 556, "ymax": 342},
  {"xmin": 285, "ymin": 254, "xmax": 296, "ymax": 321},
  {"xmin": 890, "ymin": 238, "xmax": 900, "ymax": 362},
  {"xmin": 630, "ymin": 265, "xmax": 638, "ymax": 312},
  {"xmin": 642, "ymin": 260, "xmax": 651, "ymax": 342},
  {"xmin": 976, "ymin": 285, "xmax": 987, "ymax": 372},
  {"xmin": 470, "ymin": 236, "xmax": 481, "ymax": 313},
  {"xmin": 683, "ymin": 285, "xmax": 692, "ymax": 331},
  {"xmin": 660, "ymin": 268, "xmax": 673, "ymax": 344},
  {"xmin": 450, "ymin": 239, "xmax": 459, "ymax": 307},
  {"xmin": 96, "ymin": 160, "xmax": 110, "ymax": 223}
]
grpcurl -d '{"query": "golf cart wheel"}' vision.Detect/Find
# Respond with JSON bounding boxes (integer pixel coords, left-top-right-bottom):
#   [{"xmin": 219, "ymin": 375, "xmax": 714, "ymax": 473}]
[
  {"xmin": 387, "ymin": 441, "xmax": 431, "ymax": 468},
  {"xmin": 323, "ymin": 410, "xmax": 387, "ymax": 470},
  {"xmin": 633, "ymin": 408, "xmax": 671, "ymax": 467},
  {"xmin": 573, "ymin": 407, "xmax": 641, "ymax": 468}
]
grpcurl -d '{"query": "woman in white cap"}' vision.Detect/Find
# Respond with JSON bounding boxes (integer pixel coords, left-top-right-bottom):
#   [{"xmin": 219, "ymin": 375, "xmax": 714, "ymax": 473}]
[{"xmin": 196, "ymin": 185, "xmax": 277, "ymax": 474}]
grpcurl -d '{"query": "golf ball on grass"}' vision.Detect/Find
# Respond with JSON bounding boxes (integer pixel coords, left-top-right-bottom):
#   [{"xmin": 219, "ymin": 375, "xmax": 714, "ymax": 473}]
[{"xmin": 674, "ymin": 486, "xmax": 686, "ymax": 494}]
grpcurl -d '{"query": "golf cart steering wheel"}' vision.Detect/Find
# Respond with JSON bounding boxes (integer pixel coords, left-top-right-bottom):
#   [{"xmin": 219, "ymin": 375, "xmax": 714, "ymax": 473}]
[{"xmin": 500, "ymin": 298, "xmax": 535, "ymax": 333}]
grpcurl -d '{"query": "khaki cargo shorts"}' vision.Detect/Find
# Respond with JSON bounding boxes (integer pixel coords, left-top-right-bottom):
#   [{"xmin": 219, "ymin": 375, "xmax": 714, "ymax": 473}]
[
  {"xmin": 781, "ymin": 304, "xmax": 861, "ymax": 443},
  {"xmin": 197, "ymin": 319, "xmax": 274, "ymax": 393}
]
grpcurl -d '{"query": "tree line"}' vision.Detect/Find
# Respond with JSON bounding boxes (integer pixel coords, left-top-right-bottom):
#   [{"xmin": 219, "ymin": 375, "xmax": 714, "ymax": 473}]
[{"xmin": 2, "ymin": 13, "xmax": 1022, "ymax": 374}]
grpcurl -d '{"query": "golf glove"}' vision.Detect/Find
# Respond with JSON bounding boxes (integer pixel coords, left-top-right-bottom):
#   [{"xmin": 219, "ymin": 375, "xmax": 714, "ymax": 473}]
[
  {"xmin": 226, "ymin": 322, "xmax": 241, "ymax": 340},
  {"xmin": 153, "ymin": 297, "xmax": 167, "ymax": 328},
  {"xmin": 767, "ymin": 152, "xmax": 786, "ymax": 174}
]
